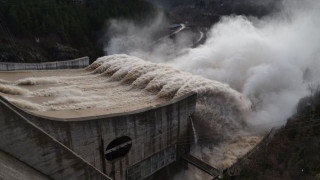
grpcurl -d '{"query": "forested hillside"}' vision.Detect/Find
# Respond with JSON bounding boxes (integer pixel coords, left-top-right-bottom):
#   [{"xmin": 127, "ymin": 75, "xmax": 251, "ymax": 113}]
[
  {"xmin": 146, "ymin": 0, "xmax": 281, "ymax": 26},
  {"xmin": 0, "ymin": 0, "xmax": 154, "ymax": 63}
]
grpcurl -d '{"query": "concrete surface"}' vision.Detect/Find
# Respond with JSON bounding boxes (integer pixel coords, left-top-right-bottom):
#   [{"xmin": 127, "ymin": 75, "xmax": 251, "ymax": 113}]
[
  {"xmin": 0, "ymin": 150, "xmax": 51, "ymax": 180},
  {"xmin": 0, "ymin": 92, "xmax": 197, "ymax": 180},
  {"xmin": 24, "ymin": 93, "xmax": 196, "ymax": 179},
  {"xmin": 0, "ymin": 96, "xmax": 112, "ymax": 180}
]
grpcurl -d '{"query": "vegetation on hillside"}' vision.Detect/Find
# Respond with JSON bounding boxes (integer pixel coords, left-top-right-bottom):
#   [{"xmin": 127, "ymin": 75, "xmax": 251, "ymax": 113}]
[
  {"xmin": 147, "ymin": 0, "xmax": 281, "ymax": 27},
  {"xmin": 0, "ymin": 0, "xmax": 155, "ymax": 63}
]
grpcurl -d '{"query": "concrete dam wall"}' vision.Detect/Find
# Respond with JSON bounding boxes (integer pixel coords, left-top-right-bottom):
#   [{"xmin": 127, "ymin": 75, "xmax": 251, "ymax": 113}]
[
  {"xmin": 0, "ymin": 56, "xmax": 89, "ymax": 71},
  {"xmin": 0, "ymin": 96, "xmax": 111, "ymax": 180},
  {"xmin": 0, "ymin": 56, "xmax": 197, "ymax": 180},
  {"xmin": 7, "ymin": 93, "xmax": 196, "ymax": 179},
  {"xmin": 0, "ymin": 76, "xmax": 196, "ymax": 180}
]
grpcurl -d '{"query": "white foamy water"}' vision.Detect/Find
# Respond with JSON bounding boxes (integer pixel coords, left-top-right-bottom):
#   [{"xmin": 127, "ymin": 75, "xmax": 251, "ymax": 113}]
[
  {"xmin": 1, "ymin": 55, "xmax": 251, "ymax": 132},
  {"xmin": 0, "ymin": 84, "xmax": 31, "ymax": 95},
  {"xmin": 192, "ymin": 134, "xmax": 262, "ymax": 169},
  {"xmin": 0, "ymin": 79, "xmax": 12, "ymax": 84},
  {"xmin": 16, "ymin": 77, "xmax": 60, "ymax": 85},
  {"xmin": 89, "ymin": 55, "xmax": 252, "ymax": 138},
  {"xmin": 42, "ymin": 96, "xmax": 104, "ymax": 105},
  {"xmin": 45, "ymin": 100, "xmax": 109, "ymax": 111},
  {"xmin": 90, "ymin": 55, "xmax": 250, "ymax": 107},
  {"xmin": 32, "ymin": 87, "xmax": 83, "ymax": 97},
  {"xmin": 0, "ymin": 67, "xmax": 168, "ymax": 118},
  {"xmin": 5, "ymin": 97, "xmax": 44, "ymax": 111}
]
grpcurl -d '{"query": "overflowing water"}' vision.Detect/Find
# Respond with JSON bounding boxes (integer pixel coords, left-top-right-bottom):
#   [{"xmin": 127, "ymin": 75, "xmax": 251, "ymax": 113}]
[
  {"xmin": 88, "ymin": 55, "xmax": 260, "ymax": 169},
  {"xmin": 88, "ymin": 55, "xmax": 252, "ymax": 136},
  {"xmin": 0, "ymin": 54, "xmax": 259, "ymax": 168},
  {"xmin": 0, "ymin": 67, "xmax": 167, "ymax": 117},
  {"xmin": 0, "ymin": 84, "xmax": 31, "ymax": 95},
  {"xmin": 102, "ymin": 0, "xmax": 320, "ymax": 174}
]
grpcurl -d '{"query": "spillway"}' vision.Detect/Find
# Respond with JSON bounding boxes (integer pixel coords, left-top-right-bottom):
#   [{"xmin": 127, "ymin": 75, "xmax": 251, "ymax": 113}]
[
  {"xmin": 0, "ymin": 54, "xmax": 263, "ymax": 173},
  {"xmin": 0, "ymin": 54, "xmax": 250, "ymax": 119}
]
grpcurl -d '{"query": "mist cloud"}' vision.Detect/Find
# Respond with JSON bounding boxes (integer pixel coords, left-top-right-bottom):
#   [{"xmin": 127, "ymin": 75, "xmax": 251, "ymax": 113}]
[
  {"xmin": 105, "ymin": 0, "xmax": 320, "ymax": 131},
  {"xmin": 172, "ymin": 0, "xmax": 319, "ymax": 130},
  {"xmin": 104, "ymin": 13, "xmax": 197, "ymax": 63}
]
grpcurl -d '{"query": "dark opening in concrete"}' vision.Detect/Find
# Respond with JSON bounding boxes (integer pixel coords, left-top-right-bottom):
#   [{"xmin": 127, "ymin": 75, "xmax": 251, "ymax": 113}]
[{"xmin": 105, "ymin": 136, "xmax": 132, "ymax": 161}]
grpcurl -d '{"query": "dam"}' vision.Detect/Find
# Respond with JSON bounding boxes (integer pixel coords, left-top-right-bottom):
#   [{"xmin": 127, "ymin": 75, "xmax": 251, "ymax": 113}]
[{"xmin": 0, "ymin": 55, "xmax": 266, "ymax": 179}]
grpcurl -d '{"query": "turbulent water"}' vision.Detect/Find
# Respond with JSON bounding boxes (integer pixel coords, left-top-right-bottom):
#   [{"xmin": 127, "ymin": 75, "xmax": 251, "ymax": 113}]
[
  {"xmin": 0, "ymin": 54, "xmax": 259, "ymax": 168},
  {"xmin": 89, "ymin": 55, "xmax": 253, "ymax": 135},
  {"xmin": 0, "ymin": 84, "xmax": 31, "ymax": 95},
  {"xmin": 106, "ymin": 0, "xmax": 320, "ymax": 132},
  {"xmin": 0, "ymin": 75, "xmax": 110, "ymax": 111},
  {"xmin": 98, "ymin": 0, "xmax": 320, "ymax": 173},
  {"xmin": 0, "ymin": 61, "xmax": 265, "ymax": 180},
  {"xmin": 88, "ymin": 55, "xmax": 250, "ymax": 108},
  {"xmin": 89, "ymin": 55, "xmax": 261, "ymax": 168}
]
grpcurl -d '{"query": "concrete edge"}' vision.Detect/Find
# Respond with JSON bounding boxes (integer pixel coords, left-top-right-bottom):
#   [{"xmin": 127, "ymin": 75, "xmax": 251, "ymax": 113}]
[
  {"xmin": 0, "ymin": 57, "xmax": 88, "ymax": 65},
  {"xmin": 0, "ymin": 57, "xmax": 89, "ymax": 71},
  {"xmin": 0, "ymin": 92, "xmax": 197, "ymax": 122}
]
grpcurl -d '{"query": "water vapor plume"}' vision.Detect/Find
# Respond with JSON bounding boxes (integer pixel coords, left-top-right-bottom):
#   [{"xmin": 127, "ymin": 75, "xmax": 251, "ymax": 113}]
[
  {"xmin": 105, "ymin": 13, "xmax": 168, "ymax": 55},
  {"xmin": 105, "ymin": 0, "xmax": 320, "ymax": 132},
  {"xmin": 101, "ymin": 0, "xmax": 320, "ymax": 171},
  {"xmin": 171, "ymin": 0, "xmax": 320, "ymax": 131},
  {"xmin": 104, "ymin": 13, "xmax": 197, "ymax": 63}
]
